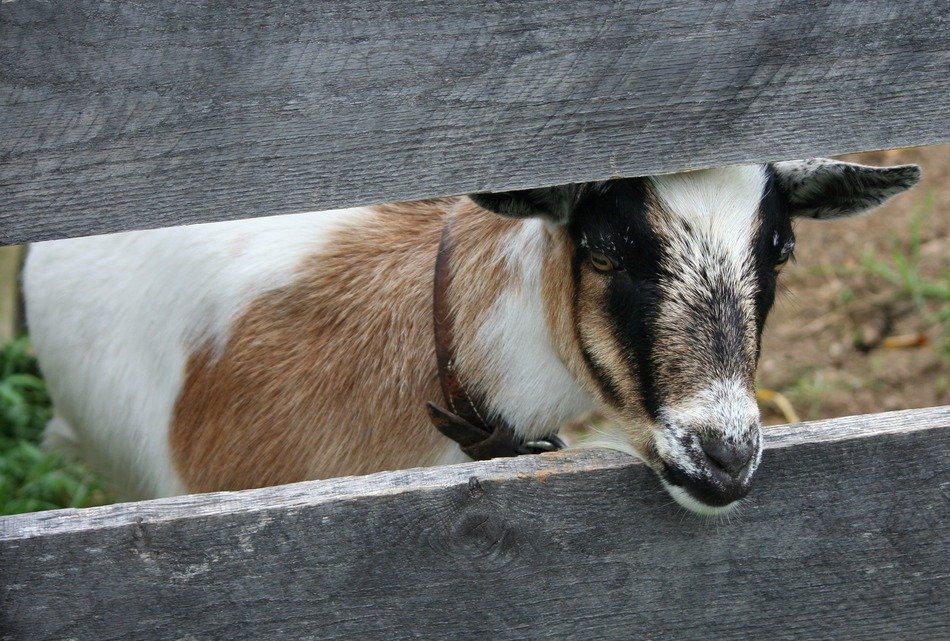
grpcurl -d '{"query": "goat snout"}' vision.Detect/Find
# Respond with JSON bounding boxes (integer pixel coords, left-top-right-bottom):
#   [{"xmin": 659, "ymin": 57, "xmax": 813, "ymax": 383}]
[
  {"xmin": 657, "ymin": 426, "xmax": 762, "ymax": 513},
  {"xmin": 700, "ymin": 436, "xmax": 755, "ymax": 479}
]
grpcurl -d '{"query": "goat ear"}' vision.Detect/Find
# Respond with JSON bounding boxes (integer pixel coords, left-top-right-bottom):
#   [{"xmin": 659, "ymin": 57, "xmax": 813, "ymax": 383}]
[
  {"xmin": 773, "ymin": 158, "xmax": 921, "ymax": 220},
  {"xmin": 469, "ymin": 185, "xmax": 579, "ymax": 225}
]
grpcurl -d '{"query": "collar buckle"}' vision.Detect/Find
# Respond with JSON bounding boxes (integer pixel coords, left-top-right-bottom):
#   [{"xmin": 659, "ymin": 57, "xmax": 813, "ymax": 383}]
[{"xmin": 517, "ymin": 435, "xmax": 567, "ymax": 455}]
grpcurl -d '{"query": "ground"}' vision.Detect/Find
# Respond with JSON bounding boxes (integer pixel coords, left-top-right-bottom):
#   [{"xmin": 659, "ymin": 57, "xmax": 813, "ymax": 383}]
[{"xmin": 758, "ymin": 145, "xmax": 948, "ymax": 424}]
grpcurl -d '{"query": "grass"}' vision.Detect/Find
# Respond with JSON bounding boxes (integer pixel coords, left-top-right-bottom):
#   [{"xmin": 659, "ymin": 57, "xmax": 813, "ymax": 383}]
[
  {"xmin": 0, "ymin": 335, "xmax": 109, "ymax": 515},
  {"xmin": 777, "ymin": 367, "xmax": 884, "ymax": 421},
  {"xmin": 860, "ymin": 196, "xmax": 949, "ymax": 362},
  {"xmin": 769, "ymin": 193, "xmax": 949, "ymax": 420},
  {"xmin": 859, "ymin": 195, "xmax": 950, "ymax": 320},
  {"xmin": 777, "ymin": 369, "xmax": 832, "ymax": 420}
]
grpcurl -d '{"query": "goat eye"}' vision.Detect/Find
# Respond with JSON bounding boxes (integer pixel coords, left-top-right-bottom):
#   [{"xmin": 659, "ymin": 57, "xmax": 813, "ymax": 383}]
[
  {"xmin": 589, "ymin": 251, "xmax": 617, "ymax": 273},
  {"xmin": 774, "ymin": 252, "xmax": 791, "ymax": 272},
  {"xmin": 774, "ymin": 239, "xmax": 795, "ymax": 273}
]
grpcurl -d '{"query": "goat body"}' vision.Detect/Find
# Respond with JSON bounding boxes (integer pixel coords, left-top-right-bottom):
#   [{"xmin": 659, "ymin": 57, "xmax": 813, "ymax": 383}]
[{"xmin": 26, "ymin": 200, "xmax": 582, "ymax": 499}]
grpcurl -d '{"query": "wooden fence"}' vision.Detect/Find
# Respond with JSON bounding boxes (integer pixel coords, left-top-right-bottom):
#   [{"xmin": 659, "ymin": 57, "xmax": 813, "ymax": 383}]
[
  {"xmin": 1, "ymin": 1, "xmax": 948, "ymax": 640},
  {"xmin": 2, "ymin": 0, "xmax": 948, "ymax": 244},
  {"xmin": 2, "ymin": 407, "xmax": 949, "ymax": 640}
]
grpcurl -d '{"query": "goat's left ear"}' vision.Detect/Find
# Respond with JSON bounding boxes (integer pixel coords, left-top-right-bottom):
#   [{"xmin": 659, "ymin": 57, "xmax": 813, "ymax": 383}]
[
  {"xmin": 773, "ymin": 159, "xmax": 921, "ymax": 220},
  {"xmin": 469, "ymin": 185, "xmax": 580, "ymax": 226}
]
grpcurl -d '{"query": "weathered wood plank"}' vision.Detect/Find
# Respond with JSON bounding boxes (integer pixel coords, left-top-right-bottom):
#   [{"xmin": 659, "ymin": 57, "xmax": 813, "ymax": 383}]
[
  {"xmin": 1, "ymin": 0, "xmax": 947, "ymax": 244},
  {"xmin": 1, "ymin": 406, "xmax": 948, "ymax": 641}
]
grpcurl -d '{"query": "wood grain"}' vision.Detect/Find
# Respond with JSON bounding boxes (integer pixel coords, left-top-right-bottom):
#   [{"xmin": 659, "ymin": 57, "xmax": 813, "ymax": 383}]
[
  {"xmin": 1, "ymin": 0, "xmax": 948, "ymax": 244},
  {"xmin": 1, "ymin": 406, "xmax": 948, "ymax": 641}
]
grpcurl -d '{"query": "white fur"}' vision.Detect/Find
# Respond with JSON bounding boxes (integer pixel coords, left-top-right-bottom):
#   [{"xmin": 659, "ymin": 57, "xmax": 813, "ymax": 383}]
[
  {"xmin": 662, "ymin": 378, "xmax": 760, "ymax": 442},
  {"xmin": 649, "ymin": 165, "xmax": 767, "ymax": 260},
  {"xmin": 650, "ymin": 167, "xmax": 765, "ymax": 330},
  {"xmin": 664, "ymin": 483, "xmax": 738, "ymax": 516},
  {"xmin": 433, "ymin": 443, "xmax": 472, "ymax": 466},
  {"xmin": 24, "ymin": 208, "xmax": 371, "ymax": 499},
  {"xmin": 467, "ymin": 219, "xmax": 594, "ymax": 440},
  {"xmin": 652, "ymin": 421, "xmax": 701, "ymax": 477}
]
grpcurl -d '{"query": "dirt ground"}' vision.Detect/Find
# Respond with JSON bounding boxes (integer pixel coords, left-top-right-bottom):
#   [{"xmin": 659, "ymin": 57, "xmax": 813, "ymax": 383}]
[{"xmin": 757, "ymin": 144, "xmax": 949, "ymax": 424}]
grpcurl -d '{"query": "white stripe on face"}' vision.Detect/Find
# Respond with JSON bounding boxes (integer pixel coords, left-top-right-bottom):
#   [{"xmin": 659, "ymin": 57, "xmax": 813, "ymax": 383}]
[
  {"xmin": 646, "ymin": 166, "xmax": 768, "ymax": 399},
  {"xmin": 649, "ymin": 165, "xmax": 768, "ymax": 263},
  {"xmin": 643, "ymin": 169, "xmax": 767, "ymax": 491}
]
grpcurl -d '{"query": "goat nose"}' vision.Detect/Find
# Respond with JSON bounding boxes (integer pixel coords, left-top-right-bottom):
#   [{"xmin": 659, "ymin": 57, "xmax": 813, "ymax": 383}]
[{"xmin": 700, "ymin": 437, "xmax": 755, "ymax": 478}]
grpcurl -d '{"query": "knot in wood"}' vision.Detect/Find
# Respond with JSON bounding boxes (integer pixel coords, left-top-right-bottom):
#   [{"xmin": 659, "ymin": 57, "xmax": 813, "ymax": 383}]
[
  {"xmin": 447, "ymin": 511, "xmax": 517, "ymax": 567},
  {"xmin": 467, "ymin": 476, "xmax": 483, "ymax": 498},
  {"xmin": 128, "ymin": 518, "xmax": 158, "ymax": 563}
]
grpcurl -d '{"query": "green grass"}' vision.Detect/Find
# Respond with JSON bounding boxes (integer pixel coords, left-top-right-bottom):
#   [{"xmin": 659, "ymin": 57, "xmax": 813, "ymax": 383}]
[
  {"xmin": 772, "ymin": 194, "xmax": 949, "ymax": 417},
  {"xmin": 0, "ymin": 335, "xmax": 108, "ymax": 515},
  {"xmin": 859, "ymin": 195, "xmax": 950, "ymax": 314},
  {"xmin": 858, "ymin": 194, "xmax": 949, "ymax": 358}
]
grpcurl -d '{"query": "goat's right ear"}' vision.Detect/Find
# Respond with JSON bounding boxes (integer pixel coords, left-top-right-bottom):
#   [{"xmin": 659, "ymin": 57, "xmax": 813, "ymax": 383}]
[{"xmin": 469, "ymin": 185, "xmax": 579, "ymax": 225}]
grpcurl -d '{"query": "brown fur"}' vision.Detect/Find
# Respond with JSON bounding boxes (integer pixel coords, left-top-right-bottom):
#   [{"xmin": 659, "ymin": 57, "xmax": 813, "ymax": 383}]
[
  {"xmin": 171, "ymin": 199, "xmax": 520, "ymax": 492},
  {"xmin": 540, "ymin": 226, "xmax": 577, "ymax": 373},
  {"xmin": 539, "ymin": 229, "xmax": 612, "ymax": 405},
  {"xmin": 538, "ymin": 226, "xmax": 652, "ymax": 460}
]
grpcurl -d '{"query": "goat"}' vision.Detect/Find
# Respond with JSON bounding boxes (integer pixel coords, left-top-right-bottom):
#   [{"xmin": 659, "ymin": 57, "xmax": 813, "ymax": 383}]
[{"xmin": 23, "ymin": 158, "xmax": 919, "ymax": 513}]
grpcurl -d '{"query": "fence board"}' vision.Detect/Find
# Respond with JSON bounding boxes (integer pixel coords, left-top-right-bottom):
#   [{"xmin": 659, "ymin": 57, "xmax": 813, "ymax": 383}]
[
  {"xmin": 1, "ymin": 0, "xmax": 948, "ymax": 244},
  {"xmin": 1, "ymin": 406, "xmax": 948, "ymax": 641}
]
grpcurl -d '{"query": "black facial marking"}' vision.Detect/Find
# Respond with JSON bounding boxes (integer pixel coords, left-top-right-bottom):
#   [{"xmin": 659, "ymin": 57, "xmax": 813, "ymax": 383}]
[
  {"xmin": 753, "ymin": 166, "xmax": 795, "ymax": 347},
  {"xmin": 608, "ymin": 275, "xmax": 663, "ymax": 418},
  {"xmin": 568, "ymin": 178, "xmax": 664, "ymax": 418}
]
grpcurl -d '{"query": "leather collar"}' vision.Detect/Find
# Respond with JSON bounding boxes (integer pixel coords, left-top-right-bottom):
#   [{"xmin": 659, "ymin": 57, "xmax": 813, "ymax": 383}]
[{"xmin": 425, "ymin": 218, "xmax": 566, "ymax": 460}]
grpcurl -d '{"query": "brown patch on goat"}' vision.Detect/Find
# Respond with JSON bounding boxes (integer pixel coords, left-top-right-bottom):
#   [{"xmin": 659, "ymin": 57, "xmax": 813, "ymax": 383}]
[
  {"xmin": 540, "ymin": 218, "xmax": 656, "ymax": 458},
  {"xmin": 172, "ymin": 202, "xmax": 450, "ymax": 491},
  {"xmin": 541, "ymin": 227, "xmax": 591, "ymax": 388},
  {"xmin": 576, "ymin": 268, "xmax": 641, "ymax": 408},
  {"xmin": 573, "ymin": 267, "xmax": 657, "ymax": 460},
  {"xmin": 540, "ymin": 226, "xmax": 643, "ymax": 412},
  {"xmin": 171, "ymin": 198, "xmax": 523, "ymax": 492}
]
